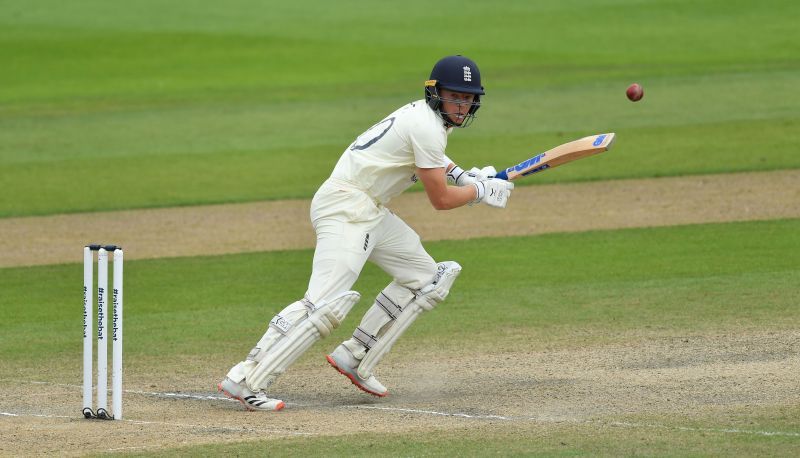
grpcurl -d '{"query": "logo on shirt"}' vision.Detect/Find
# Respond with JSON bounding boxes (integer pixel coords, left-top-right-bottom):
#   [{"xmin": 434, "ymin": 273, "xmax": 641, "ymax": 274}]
[
  {"xmin": 349, "ymin": 117, "xmax": 396, "ymax": 151},
  {"xmin": 463, "ymin": 66, "xmax": 472, "ymax": 82},
  {"xmin": 411, "ymin": 174, "xmax": 418, "ymax": 183}
]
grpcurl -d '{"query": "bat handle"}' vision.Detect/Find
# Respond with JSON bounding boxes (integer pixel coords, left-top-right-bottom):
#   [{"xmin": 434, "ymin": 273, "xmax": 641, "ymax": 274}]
[{"xmin": 493, "ymin": 170, "xmax": 509, "ymax": 180}]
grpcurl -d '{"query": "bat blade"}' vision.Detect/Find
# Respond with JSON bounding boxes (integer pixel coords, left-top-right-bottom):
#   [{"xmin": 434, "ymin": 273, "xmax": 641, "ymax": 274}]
[{"xmin": 495, "ymin": 133, "xmax": 615, "ymax": 181}]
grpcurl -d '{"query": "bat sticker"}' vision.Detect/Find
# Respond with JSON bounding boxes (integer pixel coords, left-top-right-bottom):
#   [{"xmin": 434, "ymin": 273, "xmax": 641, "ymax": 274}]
[{"xmin": 592, "ymin": 134, "xmax": 608, "ymax": 147}]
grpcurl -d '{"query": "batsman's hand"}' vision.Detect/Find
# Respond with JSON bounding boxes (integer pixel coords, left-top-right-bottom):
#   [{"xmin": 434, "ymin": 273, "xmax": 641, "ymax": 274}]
[
  {"xmin": 469, "ymin": 165, "xmax": 497, "ymax": 181},
  {"xmin": 473, "ymin": 178, "xmax": 514, "ymax": 208},
  {"xmin": 448, "ymin": 165, "xmax": 497, "ymax": 186}
]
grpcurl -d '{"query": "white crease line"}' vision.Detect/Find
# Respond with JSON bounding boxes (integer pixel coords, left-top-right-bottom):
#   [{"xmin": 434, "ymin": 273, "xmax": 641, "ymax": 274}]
[
  {"xmin": 4, "ymin": 380, "xmax": 236, "ymax": 403},
  {"xmin": 126, "ymin": 389, "xmax": 234, "ymax": 402},
  {"xmin": 6, "ymin": 379, "xmax": 800, "ymax": 439},
  {"xmin": 3, "ymin": 379, "xmax": 312, "ymax": 407},
  {"xmin": 2, "ymin": 412, "xmax": 71, "ymax": 419},
  {"xmin": 349, "ymin": 405, "xmax": 513, "ymax": 420},
  {"xmin": 6, "ymin": 380, "xmax": 78, "ymax": 388},
  {"xmin": 105, "ymin": 445, "xmax": 158, "ymax": 452}
]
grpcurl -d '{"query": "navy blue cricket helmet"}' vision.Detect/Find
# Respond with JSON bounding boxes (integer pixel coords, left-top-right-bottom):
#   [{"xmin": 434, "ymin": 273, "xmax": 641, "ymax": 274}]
[{"xmin": 425, "ymin": 55, "xmax": 484, "ymax": 128}]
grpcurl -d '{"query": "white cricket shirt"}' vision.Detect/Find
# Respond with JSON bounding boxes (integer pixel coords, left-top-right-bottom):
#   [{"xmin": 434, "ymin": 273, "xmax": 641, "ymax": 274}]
[{"xmin": 329, "ymin": 100, "xmax": 451, "ymax": 205}]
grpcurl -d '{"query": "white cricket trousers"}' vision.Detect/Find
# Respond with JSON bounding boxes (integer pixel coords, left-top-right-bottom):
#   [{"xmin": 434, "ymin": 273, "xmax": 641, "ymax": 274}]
[{"xmin": 306, "ymin": 183, "xmax": 437, "ymax": 304}]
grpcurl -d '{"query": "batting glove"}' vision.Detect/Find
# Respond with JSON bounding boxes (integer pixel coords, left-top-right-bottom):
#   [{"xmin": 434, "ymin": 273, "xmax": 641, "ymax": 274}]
[
  {"xmin": 473, "ymin": 178, "xmax": 514, "ymax": 208},
  {"xmin": 447, "ymin": 165, "xmax": 497, "ymax": 186}
]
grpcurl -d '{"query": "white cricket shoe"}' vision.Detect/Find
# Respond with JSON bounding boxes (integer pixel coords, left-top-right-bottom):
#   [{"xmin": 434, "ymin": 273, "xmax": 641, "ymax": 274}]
[
  {"xmin": 326, "ymin": 344, "xmax": 388, "ymax": 397},
  {"xmin": 217, "ymin": 377, "xmax": 285, "ymax": 411}
]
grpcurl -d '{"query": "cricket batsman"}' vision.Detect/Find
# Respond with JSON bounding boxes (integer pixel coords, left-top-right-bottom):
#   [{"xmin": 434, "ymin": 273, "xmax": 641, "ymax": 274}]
[{"xmin": 218, "ymin": 55, "xmax": 514, "ymax": 410}]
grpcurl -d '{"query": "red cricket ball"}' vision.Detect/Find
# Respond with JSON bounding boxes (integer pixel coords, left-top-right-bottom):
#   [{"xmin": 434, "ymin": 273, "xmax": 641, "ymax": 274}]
[{"xmin": 626, "ymin": 83, "xmax": 644, "ymax": 102}]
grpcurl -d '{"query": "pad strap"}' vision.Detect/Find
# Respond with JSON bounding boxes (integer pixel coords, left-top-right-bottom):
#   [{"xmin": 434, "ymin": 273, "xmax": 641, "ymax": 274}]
[
  {"xmin": 375, "ymin": 292, "xmax": 403, "ymax": 320},
  {"xmin": 357, "ymin": 262, "xmax": 461, "ymax": 379},
  {"xmin": 353, "ymin": 327, "xmax": 379, "ymax": 349}
]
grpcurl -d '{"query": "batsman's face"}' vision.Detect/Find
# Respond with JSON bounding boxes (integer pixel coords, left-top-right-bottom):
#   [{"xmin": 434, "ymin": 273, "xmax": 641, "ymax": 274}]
[{"xmin": 439, "ymin": 89, "xmax": 475, "ymax": 125}]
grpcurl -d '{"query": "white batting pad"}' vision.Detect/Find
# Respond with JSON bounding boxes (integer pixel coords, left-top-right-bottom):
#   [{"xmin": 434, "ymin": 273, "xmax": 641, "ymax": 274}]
[
  {"xmin": 344, "ymin": 282, "xmax": 416, "ymax": 359},
  {"xmin": 245, "ymin": 291, "xmax": 360, "ymax": 391},
  {"xmin": 357, "ymin": 261, "xmax": 461, "ymax": 379}
]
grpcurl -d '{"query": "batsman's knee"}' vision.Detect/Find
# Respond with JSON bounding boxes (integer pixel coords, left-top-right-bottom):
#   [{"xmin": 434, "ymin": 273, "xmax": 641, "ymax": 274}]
[
  {"xmin": 394, "ymin": 256, "xmax": 438, "ymax": 292},
  {"xmin": 415, "ymin": 261, "xmax": 462, "ymax": 310},
  {"xmin": 385, "ymin": 260, "xmax": 462, "ymax": 313}
]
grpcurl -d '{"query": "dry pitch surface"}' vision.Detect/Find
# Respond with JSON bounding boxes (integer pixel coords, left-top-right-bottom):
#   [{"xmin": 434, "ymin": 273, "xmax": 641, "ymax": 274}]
[{"xmin": 2, "ymin": 170, "xmax": 799, "ymax": 455}]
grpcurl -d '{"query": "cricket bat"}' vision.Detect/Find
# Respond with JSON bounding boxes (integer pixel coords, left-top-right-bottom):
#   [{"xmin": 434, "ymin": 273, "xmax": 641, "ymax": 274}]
[{"xmin": 494, "ymin": 133, "xmax": 615, "ymax": 181}]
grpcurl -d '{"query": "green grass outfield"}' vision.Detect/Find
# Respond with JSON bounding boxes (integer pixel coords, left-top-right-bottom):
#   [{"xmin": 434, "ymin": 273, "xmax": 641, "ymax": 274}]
[
  {"xmin": 1, "ymin": 219, "xmax": 799, "ymax": 455},
  {"xmin": 2, "ymin": 218, "xmax": 799, "ymax": 363},
  {"xmin": 1, "ymin": 0, "xmax": 799, "ymax": 216}
]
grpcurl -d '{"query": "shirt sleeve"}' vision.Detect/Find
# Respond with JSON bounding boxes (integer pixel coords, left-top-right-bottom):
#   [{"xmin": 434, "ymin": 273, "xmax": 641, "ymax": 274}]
[
  {"xmin": 442, "ymin": 154, "xmax": 455, "ymax": 168},
  {"xmin": 409, "ymin": 121, "xmax": 447, "ymax": 169}
]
